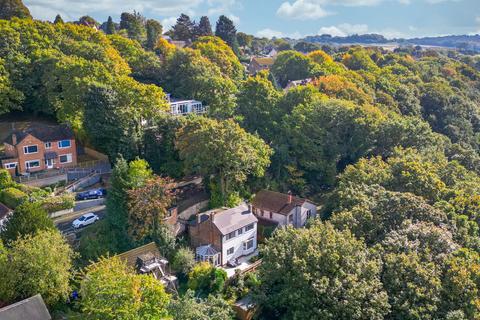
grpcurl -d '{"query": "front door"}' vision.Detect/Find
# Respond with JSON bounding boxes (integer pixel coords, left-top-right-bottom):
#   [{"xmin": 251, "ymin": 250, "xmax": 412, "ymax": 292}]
[{"xmin": 45, "ymin": 159, "xmax": 54, "ymax": 169}]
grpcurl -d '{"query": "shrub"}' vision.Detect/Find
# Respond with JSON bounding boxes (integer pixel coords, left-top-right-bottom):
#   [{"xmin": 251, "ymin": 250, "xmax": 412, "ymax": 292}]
[
  {"xmin": 0, "ymin": 187, "xmax": 27, "ymax": 208},
  {"xmin": 172, "ymin": 247, "xmax": 196, "ymax": 275},
  {"xmin": 0, "ymin": 169, "xmax": 13, "ymax": 189},
  {"xmin": 40, "ymin": 194, "xmax": 75, "ymax": 213},
  {"xmin": 187, "ymin": 262, "xmax": 227, "ymax": 297}
]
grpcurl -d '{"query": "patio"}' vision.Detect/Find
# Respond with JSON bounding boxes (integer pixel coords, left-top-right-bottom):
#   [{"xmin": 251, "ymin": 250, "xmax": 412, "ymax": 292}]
[{"xmin": 222, "ymin": 250, "xmax": 260, "ymax": 278}]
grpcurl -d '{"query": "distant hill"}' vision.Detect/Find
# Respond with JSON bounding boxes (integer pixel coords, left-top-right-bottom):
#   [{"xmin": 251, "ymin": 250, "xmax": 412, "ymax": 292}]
[{"xmin": 302, "ymin": 33, "xmax": 480, "ymax": 53}]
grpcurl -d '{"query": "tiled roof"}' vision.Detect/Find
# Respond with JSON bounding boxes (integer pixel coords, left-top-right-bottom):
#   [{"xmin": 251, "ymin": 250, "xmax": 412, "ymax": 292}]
[
  {"xmin": 0, "ymin": 294, "xmax": 51, "ymax": 320},
  {"xmin": 252, "ymin": 190, "xmax": 311, "ymax": 216},
  {"xmin": 252, "ymin": 57, "xmax": 274, "ymax": 66},
  {"xmin": 208, "ymin": 203, "xmax": 258, "ymax": 235},
  {"xmin": 114, "ymin": 242, "xmax": 160, "ymax": 268},
  {"xmin": 4, "ymin": 124, "xmax": 74, "ymax": 146}
]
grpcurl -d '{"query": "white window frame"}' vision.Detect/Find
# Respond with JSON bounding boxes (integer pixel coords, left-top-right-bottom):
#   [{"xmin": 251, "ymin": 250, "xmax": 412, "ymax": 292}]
[
  {"xmin": 59, "ymin": 154, "xmax": 72, "ymax": 164},
  {"xmin": 237, "ymin": 227, "xmax": 243, "ymax": 235},
  {"xmin": 227, "ymin": 247, "xmax": 234, "ymax": 255},
  {"xmin": 243, "ymin": 238, "xmax": 254, "ymax": 251},
  {"xmin": 226, "ymin": 231, "xmax": 236, "ymax": 240},
  {"xmin": 4, "ymin": 162, "xmax": 17, "ymax": 169},
  {"xmin": 57, "ymin": 140, "xmax": 71, "ymax": 149},
  {"xmin": 23, "ymin": 145, "xmax": 38, "ymax": 154},
  {"xmin": 25, "ymin": 160, "xmax": 40, "ymax": 169},
  {"xmin": 45, "ymin": 142, "xmax": 52, "ymax": 149},
  {"xmin": 245, "ymin": 223, "xmax": 254, "ymax": 232}
]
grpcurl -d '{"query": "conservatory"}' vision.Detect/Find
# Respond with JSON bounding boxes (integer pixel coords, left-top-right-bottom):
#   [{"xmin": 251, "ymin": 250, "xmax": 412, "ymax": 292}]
[{"xmin": 196, "ymin": 244, "xmax": 221, "ymax": 267}]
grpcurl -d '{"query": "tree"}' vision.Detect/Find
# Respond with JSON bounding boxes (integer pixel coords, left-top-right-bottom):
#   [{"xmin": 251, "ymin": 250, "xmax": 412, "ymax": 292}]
[
  {"xmin": 105, "ymin": 16, "xmax": 115, "ymax": 35},
  {"xmin": 0, "ymin": 230, "xmax": 74, "ymax": 306},
  {"xmin": 294, "ymin": 41, "xmax": 320, "ymax": 53},
  {"xmin": 215, "ymin": 15, "xmax": 239, "ymax": 55},
  {"xmin": 195, "ymin": 16, "xmax": 213, "ymax": 38},
  {"xmin": 0, "ymin": 0, "xmax": 32, "ymax": 19},
  {"xmin": 256, "ymin": 222, "xmax": 390, "ymax": 319},
  {"xmin": 274, "ymin": 38, "xmax": 292, "ymax": 51},
  {"xmin": 176, "ymin": 117, "xmax": 273, "ymax": 202},
  {"xmin": 80, "ymin": 257, "xmax": 170, "ymax": 319},
  {"xmin": 0, "ymin": 58, "xmax": 23, "ymax": 115},
  {"xmin": 191, "ymin": 36, "xmax": 244, "ymax": 80},
  {"xmin": 187, "ymin": 262, "xmax": 228, "ymax": 297},
  {"xmin": 127, "ymin": 176, "xmax": 174, "ymax": 244},
  {"xmin": 53, "ymin": 14, "xmax": 64, "ymax": 24},
  {"xmin": 1, "ymin": 202, "xmax": 55, "ymax": 244},
  {"xmin": 145, "ymin": 19, "xmax": 162, "ymax": 51},
  {"xmin": 168, "ymin": 290, "xmax": 235, "ymax": 320},
  {"xmin": 271, "ymin": 50, "xmax": 319, "ymax": 87},
  {"xmin": 237, "ymin": 32, "xmax": 253, "ymax": 48},
  {"xmin": 119, "ymin": 11, "xmax": 146, "ymax": 42},
  {"xmin": 172, "ymin": 13, "xmax": 194, "ymax": 41},
  {"xmin": 235, "ymin": 72, "xmax": 282, "ymax": 141},
  {"xmin": 172, "ymin": 247, "xmax": 196, "ymax": 275}
]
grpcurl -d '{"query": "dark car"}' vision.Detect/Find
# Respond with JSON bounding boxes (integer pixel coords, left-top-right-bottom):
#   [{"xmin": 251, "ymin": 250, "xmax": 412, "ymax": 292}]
[{"xmin": 76, "ymin": 188, "xmax": 107, "ymax": 201}]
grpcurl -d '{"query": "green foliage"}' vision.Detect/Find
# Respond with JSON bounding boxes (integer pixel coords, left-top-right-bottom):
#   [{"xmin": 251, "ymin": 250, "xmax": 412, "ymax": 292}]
[
  {"xmin": 0, "ymin": 187, "xmax": 27, "ymax": 208},
  {"xmin": 80, "ymin": 256, "xmax": 170, "ymax": 319},
  {"xmin": 215, "ymin": 15, "xmax": 239, "ymax": 55},
  {"xmin": 40, "ymin": 193, "xmax": 75, "ymax": 213},
  {"xmin": 172, "ymin": 247, "xmax": 196, "ymax": 275},
  {"xmin": 1, "ymin": 202, "xmax": 55, "ymax": 244},
  {"xmin": 168, "ymin": 290, "xmax": 235, "ymax": 320},
  {"xmin": 176, "ymin": 116, "xmax": 273, "ymax": 203},
  {"xmin": 145, "ymin": 19, "xmax": 162, "ymax": 51},
  {"xmin": 0, "ymin": 169, "xmax": 13, "ymax": 188},
  {"xmin": 195, "ymin": 16, "xmax": 213, "ymax": 38},
  {"xmin": 0, "ymin": 0, "xmax": 31, "ymax": 19},
  {"xmin": 105, "ymin": 16, "xmax": 115, "ymax": 35},
  {"xmin": 172, "ymin": 14, "xmax": 194, "ymax": 41},
  {"xmin": 187, "ymin": 262, "xmax": 228, "ymax": 298},
  {"xmin": 0, "ymin": 230, "xmax": 74, "ymax": 307},
  {"xmin": 271, "ymin": 50, "xmax": 320, "ymax": 87},
  {"xmin": 256, "ymin": 222, "xmax": 390, "ymax": 319},
  {"xmin": 119, "ymin": 11, "xmax": 146, "ymax": 43}
]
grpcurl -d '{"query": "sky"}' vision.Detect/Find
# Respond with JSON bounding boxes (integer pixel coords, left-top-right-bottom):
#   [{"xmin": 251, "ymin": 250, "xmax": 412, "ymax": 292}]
[{"xmin": 23, "ymin": 0, "xmax": 480, "ymax": 39}]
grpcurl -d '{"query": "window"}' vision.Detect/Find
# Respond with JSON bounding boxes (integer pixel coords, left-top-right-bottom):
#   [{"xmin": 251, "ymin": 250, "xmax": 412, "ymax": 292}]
[
  {"xmin": 245, "ymin": 223, "xmax": 254, "ymax": 232},
  {"xmin": 23, "ymin": 145, "xmax": 38, "ymax": 154},
  {"xmin": 261, "ymin": 209, "xmax": 264, "ymax": 217},
  {"xmin": 269, "ymin": 212, "xmax": 273, "ymax": 219},
  {"xmin": 59, "ymin": 154, "xmax": 72, "ymax": 164},
  {"xmin": 45, "ymin": 142, "xmax": 52, "ymax": 149},
  {"xmin": 227, "ymin": 247, "xmax": 234, "ymax": 255},
  {"xmin": 58, "ymin": 140, "xmax": 71, "ymax": 148},
  {"xmin": 25, "ymin": 160, "xmax": 40, "ymax": 169},
  {"xmin": 4, "ymin": 163, "xmax": 17, "ymax": 169},
  {"xmin": 306, "ymin": 209, "xmax": 312, "ymax": 219},
  {"xmin": 226, "ymin": 231, "xmax": 236, "ymax": 240},
  {"xmin": 288, "ymin": 215, "xmax": 293, "ymax": 223},
  {"xmin": 237, "ymin": 227, "xmax": 243, "ymax": 235},
  {"xmin": 243, "ymin": 238, "xmax": 254, "ymax": 251}
]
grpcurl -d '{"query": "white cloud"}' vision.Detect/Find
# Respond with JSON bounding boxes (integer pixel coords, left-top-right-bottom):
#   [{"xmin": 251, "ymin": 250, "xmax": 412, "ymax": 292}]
[
  {"xmin": 318, "ymin": 23, "xmax": 369, "ymax": 36},
  {"xmin": 476, "ymin": 16, "xmax": 480, "ymax": 24},
  {"xmin": 228, "ymin": 14, "xmax": 240, "ymax": 25},
  {"xmin": 162, "ymin": 16, "xmax": 178, "ymax": 30},
  {"xmin": 255, "ymin": 28, "xmax": 302, "ymax": 39},
  {"xmin": 277, "ymin": 0, "xmax": 330, "ymax": 20}
]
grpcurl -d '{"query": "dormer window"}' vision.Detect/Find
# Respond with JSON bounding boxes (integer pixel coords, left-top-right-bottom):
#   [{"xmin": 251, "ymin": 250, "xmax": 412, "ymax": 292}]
[{"xmin": 58, "ymin": 140, "xmax": 71, "ymax": 148}]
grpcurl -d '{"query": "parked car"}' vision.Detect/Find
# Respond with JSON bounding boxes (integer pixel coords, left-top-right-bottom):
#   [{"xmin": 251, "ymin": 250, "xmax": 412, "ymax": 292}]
[
  {"xmin": 76, "ymin": 188, "xmax": 106, "ymax": 201},
  {"xmin": 72, "ymin": 213, "xmax": 99, "ymax": 229}
]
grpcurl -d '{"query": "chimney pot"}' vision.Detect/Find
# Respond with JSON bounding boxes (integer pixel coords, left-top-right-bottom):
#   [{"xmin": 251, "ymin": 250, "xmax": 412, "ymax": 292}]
[
  {"xmin": 288, "ymin": 191, "xmax": 293, "ymax": 204},
  {"xmin": 248, "ymin": 203, "xmax": 253, "ymax": 213}
]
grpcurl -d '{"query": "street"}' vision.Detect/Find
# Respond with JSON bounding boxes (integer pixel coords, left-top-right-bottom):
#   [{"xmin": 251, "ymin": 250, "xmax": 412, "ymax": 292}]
[{"xmin": 55, "ymin": 207, "xmax": 106, "ymax": 234}]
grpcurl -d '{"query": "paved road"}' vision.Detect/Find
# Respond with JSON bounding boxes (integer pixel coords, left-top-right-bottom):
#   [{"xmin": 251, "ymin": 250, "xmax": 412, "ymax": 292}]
[{"xmin": 56, "ymin": 208, "xmax": 106, "ymax": 234}]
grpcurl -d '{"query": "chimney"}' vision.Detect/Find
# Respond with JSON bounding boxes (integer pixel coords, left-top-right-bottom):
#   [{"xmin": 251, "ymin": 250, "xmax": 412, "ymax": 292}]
[
  {"xmin": 248, "ymin": 203, "xmax": 253, "ymax": 214},
  {"xmin": 11, "ymin": 133, "xmax": 17, "ymax": 146},
  {"xmin": 197, "ymin": 212, "xmax": 202, "ymax": 224},
  {"xmin": 288, "ymin": 190, "xmax": 292, "ymax": 204}
]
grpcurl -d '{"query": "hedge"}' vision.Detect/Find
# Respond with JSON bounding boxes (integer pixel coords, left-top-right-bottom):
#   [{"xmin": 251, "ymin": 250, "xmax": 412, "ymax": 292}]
[
  {"xmin": 0, "ymin": 187, "xmax": 28, "ymax": 209},
  {"xmin": 40, "ymin": 193, "xmax": 75, "ymax": 213}
]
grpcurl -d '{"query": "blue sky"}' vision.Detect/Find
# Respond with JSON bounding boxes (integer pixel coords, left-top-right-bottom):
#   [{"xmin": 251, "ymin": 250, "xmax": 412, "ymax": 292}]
[{"xmin": 24, "ymin": 0, "xmax": 480, "ymax": 39}]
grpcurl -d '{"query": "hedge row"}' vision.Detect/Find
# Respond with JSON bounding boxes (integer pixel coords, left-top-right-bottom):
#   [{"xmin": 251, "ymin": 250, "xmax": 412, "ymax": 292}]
[
  {"xmin": 40, "ymin": 194, "xmax": 75, "ymax": 213},
  {"xmin": 0, "ymin": 187, "xmax": 28, "ymax": 209}
]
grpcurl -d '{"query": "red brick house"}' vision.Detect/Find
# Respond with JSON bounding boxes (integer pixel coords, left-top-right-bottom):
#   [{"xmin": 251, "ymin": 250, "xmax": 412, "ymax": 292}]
[
  {"xmin": 247, "ymin": 57, "xmax": 275, "ymax": 75},
  {"xmin": 1, "ymin": 125, "xmax": 77, "ymax": 176}
]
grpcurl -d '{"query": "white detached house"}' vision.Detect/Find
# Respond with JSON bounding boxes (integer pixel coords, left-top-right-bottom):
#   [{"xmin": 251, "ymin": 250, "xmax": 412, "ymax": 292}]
[{"xmin": 189, "ymin": 203, "xmax": 258, "ymax": 266}]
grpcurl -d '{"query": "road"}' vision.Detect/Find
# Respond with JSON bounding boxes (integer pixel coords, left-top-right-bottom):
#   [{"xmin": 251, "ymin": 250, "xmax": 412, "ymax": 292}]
[{"xmin": 55, "ymin": 207, "xmax": 106, "ymax": 234}]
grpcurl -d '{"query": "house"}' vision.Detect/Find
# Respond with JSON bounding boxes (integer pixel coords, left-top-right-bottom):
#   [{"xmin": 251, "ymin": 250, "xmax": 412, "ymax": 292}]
[
  {"xmin": 1, "ymin": 124, "xmax": 77, "ymax": 176},
  {"xmin": 0, "ymin": 294, "xmax": 51, "ymax": 320},
  {"xmin": 114, "ymin": 242, "xmax": 178, "ymax": 293},
  {"xmin": 252, "ymin": 190, "xmax": 317, "ymax": 228},
  {"xmin": 247, "ymin": 57, "xmax": 275, "ymax": 75},
  {"xmin": 189, "ymin": 203, "xmax": 258, "ymax": 267},
  {"xmin": 267, "ymin": 48, "xmax": 278, "ymax": 58},
  {"xmin": 167, "ymin": 94, "xmax": 207, "ymax": 115},
  {"xmin": 284, "ymin": 78, "xmax": 313, "ymax": 91},
  {"xmin": 0, "ymin": 202, "xmax": 12, "ymax": 231}
]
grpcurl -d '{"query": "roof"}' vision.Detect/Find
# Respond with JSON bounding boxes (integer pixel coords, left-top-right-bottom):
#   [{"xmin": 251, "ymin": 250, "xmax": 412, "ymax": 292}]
[
  {"xmin": 0, "ymin": 202, "xmax": 12, "ymax": 220},
  {"xmin": 0, "ymin": 294, "xmax": 51, "ymax": 320},
  {"xmin": 114, "ymin": 242, "xmax": 160, "ymax": 268},
  {"xmin": 210, "ymin": 203, "xmax": 258, "ymax": 235},
  {"xmin": 4, "ymin": 124, "xmax": 74, "ymax": 146},
  {"xmin": 196, "ymin": 244, "xmax": 219, "ymax": 256},
  {"xmin": 251, "ymin": 57, "xmax": 274, "ymax": 67},
  {"xmin": 252, "ymin": 190, "xmax": 313, "ymax": 216}
]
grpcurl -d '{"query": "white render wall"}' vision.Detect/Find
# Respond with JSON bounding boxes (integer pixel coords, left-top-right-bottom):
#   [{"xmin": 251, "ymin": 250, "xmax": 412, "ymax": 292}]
[{"xmin": 221, "ymin": 223, "xmax": 257, "ymax": 265}]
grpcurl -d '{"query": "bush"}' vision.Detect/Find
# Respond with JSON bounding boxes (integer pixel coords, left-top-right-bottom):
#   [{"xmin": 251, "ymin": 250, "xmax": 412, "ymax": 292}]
[
  {"xmin": 187, "ymin": 262, "xmax": 227, "ymax": 297},
  {"xmin": 0, "ymin": 187, "xmax": 27, "ymax": 208},
  {"xmin": 0, "ymin": 169, "xmax": 13, "ymax": 189},
  {"xmin": 172, "ymin": 247, "xmax": 195, "ymax": 275},
  {"xmin": 40, "ymin": 194, "xmax": 75, "ymax": 213}
]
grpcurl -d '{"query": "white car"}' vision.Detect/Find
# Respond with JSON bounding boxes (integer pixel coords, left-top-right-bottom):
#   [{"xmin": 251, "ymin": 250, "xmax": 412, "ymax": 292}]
[{"xmin": 72, "ymin": 213, "xmax": 99, "ymax": 229}]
